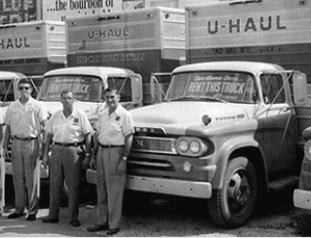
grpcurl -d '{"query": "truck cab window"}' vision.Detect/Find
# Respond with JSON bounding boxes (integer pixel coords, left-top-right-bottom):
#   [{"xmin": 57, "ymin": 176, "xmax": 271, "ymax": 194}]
[
  {"xmin": 37, "ymin": 76, "xmax": 101, "ymax": 102},
  {"xmin": 260, "ymin": 74, "xmax": 285, "ymax": 104},
  {"xmin": 0, "ymin": 79, "xmax": 15, "ymax": 102},
  {"xmin": 107, "ymin": 77, "xmax": 132, "ymax": 102}
]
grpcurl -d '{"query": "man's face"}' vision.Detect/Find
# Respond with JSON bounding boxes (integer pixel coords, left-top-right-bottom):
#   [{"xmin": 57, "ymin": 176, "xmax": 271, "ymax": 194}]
[
  {"xmin": 61, "ymin": 92, "xmax": 74, "ymax": 109},
  {"xmin": 104, "ymin": 90, "xmax": 120, "ymax": 109},
  {"xmin": 18, "ymin": 83, "xmax": 32, "ymax": 98}
]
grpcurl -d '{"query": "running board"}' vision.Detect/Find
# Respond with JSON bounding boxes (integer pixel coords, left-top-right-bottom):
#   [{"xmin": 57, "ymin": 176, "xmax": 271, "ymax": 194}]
[{"xmin": 268, "ymin": 175, "xmax": 299, "ymax": 192}]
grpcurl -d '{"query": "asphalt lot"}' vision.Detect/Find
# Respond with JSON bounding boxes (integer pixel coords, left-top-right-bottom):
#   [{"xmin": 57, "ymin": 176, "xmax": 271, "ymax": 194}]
[{"xmin": 1, "ymin": 176, "xmax": 311, "ymax": 237}]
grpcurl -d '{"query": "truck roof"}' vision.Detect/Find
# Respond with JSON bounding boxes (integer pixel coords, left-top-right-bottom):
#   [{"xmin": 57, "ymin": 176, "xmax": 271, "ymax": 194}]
[
  {"xmin": 0, "ymin": 71, "xmax": 27, "ymax": 80},
  {"xmin": 44, "ymin": 66, "xmax": 136, "ymax": 77},
  {"xmin": 173, "ymin": 61, "xmax": 286, "ymax": 74}
]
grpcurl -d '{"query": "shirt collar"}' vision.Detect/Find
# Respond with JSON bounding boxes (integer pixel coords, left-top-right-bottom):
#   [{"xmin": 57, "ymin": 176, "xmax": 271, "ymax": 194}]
[
  {"xmin": 18, "ymin": 96, "xmax": 34, "ymax": 106},
  {"xmin": 61, "ymin": 108, "xmax": 78, "ymax": 119}
]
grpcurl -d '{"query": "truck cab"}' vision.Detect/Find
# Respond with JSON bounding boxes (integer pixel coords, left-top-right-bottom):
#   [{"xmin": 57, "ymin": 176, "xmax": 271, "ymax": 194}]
[
  {"xmin": 37, "ymin": 66, "xmax": 143, "ymax": 126},
  {"xmin": 86, "ymin": 61, "xmax": 307, "ymax": 228}
]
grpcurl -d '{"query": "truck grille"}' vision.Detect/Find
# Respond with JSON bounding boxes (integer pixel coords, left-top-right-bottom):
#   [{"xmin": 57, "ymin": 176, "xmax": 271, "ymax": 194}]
[{"xmin": 132, "ymin": 136, "xmax": 177, "ymax": 154}]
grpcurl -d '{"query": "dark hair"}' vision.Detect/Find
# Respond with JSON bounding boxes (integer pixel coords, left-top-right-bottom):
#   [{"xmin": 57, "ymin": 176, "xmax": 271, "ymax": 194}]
[
  {"xmin": 103, "ymin": 87, "xmax": 118, "ymax": 95},
  {"xmin": 18, "ymin": 78, "xmax": 33, "ymax": 87},
  {"xmin": 60, "ymin": 89, "xmax": 73, "ymax": 98}
]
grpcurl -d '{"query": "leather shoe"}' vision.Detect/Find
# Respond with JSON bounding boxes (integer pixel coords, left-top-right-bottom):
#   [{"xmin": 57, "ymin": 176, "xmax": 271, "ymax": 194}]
[
  {"xmin": 106, "ymin": 228, "xmax": 120, "ymax": 236},
  {"xmin": 70, "ymin": 220, "xmax": 80, "ymax": 227},
  {"xmin": 26, "ymin": 214, "xmax": 36, "ymax": 221},
  {"xmin": 7, "ymin": 212, "xmax": 25, "ymax": 219},
  {"xmin": 87, "ymin": 224, "xmax": 109, "ymax": 232},
  {"xmin": 42, "ymin": 217, "xmax": 59, "ymax": 223}
]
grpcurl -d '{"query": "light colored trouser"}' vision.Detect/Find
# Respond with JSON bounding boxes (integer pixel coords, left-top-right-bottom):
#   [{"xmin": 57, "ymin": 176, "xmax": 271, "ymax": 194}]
[
  {"xmin": 0, "ymin": 155, "xmax": 5, "ymax": 210},
  {"xmin": 11, "ymin": 138, "xmax": 40, "ymax": 215},
  {"xmin": 96, "ymin": 146, "xmax": 126, "ymax": 229},
  {"xmin": 48, "ymin": 145, "xmax": 83, "ymax": 221}
]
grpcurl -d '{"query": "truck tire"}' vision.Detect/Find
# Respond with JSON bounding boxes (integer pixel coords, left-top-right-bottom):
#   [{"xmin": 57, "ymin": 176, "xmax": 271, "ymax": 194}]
[{"xmin": 208, "ymin": 156, "xmax": 257, "ymax": 228}]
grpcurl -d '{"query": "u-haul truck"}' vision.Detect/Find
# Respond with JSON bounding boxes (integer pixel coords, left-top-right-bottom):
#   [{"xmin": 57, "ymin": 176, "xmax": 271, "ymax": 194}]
[
  {"xmin": 0, "ymin": 20, "xmax": 66, "ymax": 101},
  {"xmin": 186, "ymin": 0, "xmax": 311, "ymax": 83},
  {"xmin": 65, "ymin": 7, "xmax": 185, "ymax": 104},
  {"xmin": 85, "ymin": 0, "xmax": 311, "ymax": 229}
]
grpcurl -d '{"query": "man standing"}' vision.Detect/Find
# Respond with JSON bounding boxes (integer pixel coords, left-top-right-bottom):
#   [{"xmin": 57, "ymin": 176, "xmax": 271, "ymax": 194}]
[
  {"xmin": 42, "ymin": 89, "xmax": 93, "ymax": 227},
  {"xmin": 0, "ymin": 106, "xmax": 6, "ymax": 216},
  {"xmin": 3, "ymin": 78, "xmax": 48, "ymax": 221},
  {"xmin": 87, "ymin": 87, "xmax": 134, "ymax": 236}
]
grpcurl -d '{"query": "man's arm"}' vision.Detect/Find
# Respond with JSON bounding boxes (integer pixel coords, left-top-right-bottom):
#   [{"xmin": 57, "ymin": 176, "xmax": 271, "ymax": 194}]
[
  {"xmin": 81, "ymin": 132, "xmax": 92, "ymax": 169},
  {"xmin": 123, "ymin": 133, "xmax": 134, "ymax": 159},
  {"xmin": 41, "ymin": 132, "xmax": 53, "ymax": 168},
  {"xmin": 38, "ymin": 120, "xmax": 47, "ymax": 159},
  {"xmin": 0, "ymin": 124, "xmax": 4, "ymax": 157},
  {"xmin": 3, "ymin": 125, "xmax": 11, "ymax": 159},
  {"xmin": 89, "ymin": 132, "xmax": 99, "ymax": 170}
]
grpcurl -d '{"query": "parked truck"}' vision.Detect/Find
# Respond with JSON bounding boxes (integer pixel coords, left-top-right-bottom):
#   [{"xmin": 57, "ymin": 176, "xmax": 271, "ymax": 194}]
[
  {"xmin": 65, "ymin": 6, "xmax": 185, "ymax": 104},
  {"xmin": 87, "ymin": 0, "xmax": 311, "ymax": 228},
  {"xmin": 0, "ymin": 20, "xmax": 66, "ymax": 97}
]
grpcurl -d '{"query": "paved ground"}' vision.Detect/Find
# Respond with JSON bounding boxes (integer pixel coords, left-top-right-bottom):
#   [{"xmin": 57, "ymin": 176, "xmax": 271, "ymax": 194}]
[{"xmin": 1, "ymin": 176, "xmax": 311, "ymax": 237}]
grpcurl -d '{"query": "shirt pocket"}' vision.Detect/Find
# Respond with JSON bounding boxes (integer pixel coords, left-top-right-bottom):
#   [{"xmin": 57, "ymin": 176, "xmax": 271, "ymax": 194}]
[{"xmin": 110, "ymin": 121, "xmax": 122, "ymax": 131}]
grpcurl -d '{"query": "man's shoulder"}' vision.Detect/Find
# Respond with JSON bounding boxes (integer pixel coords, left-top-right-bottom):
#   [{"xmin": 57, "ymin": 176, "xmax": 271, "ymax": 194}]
[
  {"xmin": 117, "ymin": 105, "xmax": 129, "ymax": 114},
  {"xmin": 73, "ymin": 108, "xmax": 88, "ymax": 118},
  {"xmin": 7, "ymin": 100, "xmax": 20, "ymax": 109}
]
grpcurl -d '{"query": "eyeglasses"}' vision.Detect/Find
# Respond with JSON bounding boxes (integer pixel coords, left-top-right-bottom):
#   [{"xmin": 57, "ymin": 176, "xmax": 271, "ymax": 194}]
[{"xmin": 19, "ymin": 87, "xmax": 30, "ymax": 90}]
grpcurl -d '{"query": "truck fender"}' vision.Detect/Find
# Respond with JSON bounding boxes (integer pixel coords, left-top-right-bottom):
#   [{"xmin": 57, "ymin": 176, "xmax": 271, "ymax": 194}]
[{"xmin": 211, "ymin": 137, "xmax": 269, "ymax": 192}]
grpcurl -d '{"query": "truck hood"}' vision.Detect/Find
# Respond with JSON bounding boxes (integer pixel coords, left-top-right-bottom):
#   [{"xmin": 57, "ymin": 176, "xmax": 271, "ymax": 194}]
[{"xmin": 131, "ymin": 102, "xmax": 248, "ymax": 135}]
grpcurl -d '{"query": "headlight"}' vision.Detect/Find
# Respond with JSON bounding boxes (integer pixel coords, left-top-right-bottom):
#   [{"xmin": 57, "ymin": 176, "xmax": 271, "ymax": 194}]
[
  {"xmin": 190, "ymin": 140, "xmax": 200, "ymax": 154},
  {"xmin": 176, "ymin": 137, "xmax": 211, "ymax": 157},
  {"xmin": 179, "ymin": 139, "xmax": 189, "ymax": 152}
]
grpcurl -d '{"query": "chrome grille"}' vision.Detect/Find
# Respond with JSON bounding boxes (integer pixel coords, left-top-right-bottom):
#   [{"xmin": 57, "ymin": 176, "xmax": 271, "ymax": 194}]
[{"xmin": 132, "ymin": 136, "xmax": 177, "ymax": 154}]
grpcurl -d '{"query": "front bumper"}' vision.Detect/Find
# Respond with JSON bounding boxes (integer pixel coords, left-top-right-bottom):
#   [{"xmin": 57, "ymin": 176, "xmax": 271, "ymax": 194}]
[
  {"xmin": 294, "ymin": 189, "xmax": 311, "ymax": 210},
  {"xmin": 86, "ymin": 169, "xmax": 212, "ymax": 199}
]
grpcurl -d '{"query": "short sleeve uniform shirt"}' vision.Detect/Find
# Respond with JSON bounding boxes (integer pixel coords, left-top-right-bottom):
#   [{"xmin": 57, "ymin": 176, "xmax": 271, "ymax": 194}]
[
  {"xmin": 5, "ymin": 97, "xmax": 48, "ymax": 138},
  {"xmin": 96, "ymin": 105, "xmax": 134, "ymax": 146},
  {"xmin": 45, "ymin": 108, "xmax": 93, "ymax": 143}
]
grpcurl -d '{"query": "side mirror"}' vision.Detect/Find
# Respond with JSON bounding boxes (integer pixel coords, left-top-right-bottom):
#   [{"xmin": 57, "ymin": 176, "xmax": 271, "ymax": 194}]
[
  {"xmin": 130, "ymin": 74, "xmax": 143, "ymax": 104},
  {"xmin": 293, "ymin": 73, "xmax": 308, "ymax": 105}
]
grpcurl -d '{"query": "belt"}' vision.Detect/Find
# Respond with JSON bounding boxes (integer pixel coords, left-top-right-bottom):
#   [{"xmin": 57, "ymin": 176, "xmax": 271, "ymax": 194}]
[
  {"xmin": 54, "ymin": 141, "xmax": 84, "ymax": 147},
  {"xmin": 14, "ymin": 136, "xmax": 38, "ymax": 141},
  {"xmin": 99, "ymin": 142, "xmax": 125, "ymax": 148}
]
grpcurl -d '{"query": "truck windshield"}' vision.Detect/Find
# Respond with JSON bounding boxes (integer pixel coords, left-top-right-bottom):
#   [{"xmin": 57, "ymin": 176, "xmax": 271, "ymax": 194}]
[
  {"xmin": 166, "ymin": 72, "xmax": 258, "ymax": 103},
  {"xmin": 37, "ymin": 75, "xmax": 101, "ymax": 102}
]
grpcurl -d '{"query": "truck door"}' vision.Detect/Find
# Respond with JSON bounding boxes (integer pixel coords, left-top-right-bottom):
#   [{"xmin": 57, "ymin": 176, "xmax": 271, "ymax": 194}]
[{"xmin": 259, "ymin": 73, "xmax": 297, "ymax": 172}]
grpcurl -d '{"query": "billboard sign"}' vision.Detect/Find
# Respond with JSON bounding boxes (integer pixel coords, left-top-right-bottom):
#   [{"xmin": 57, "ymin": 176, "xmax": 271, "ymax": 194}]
[{"xmin": 42, "ymin": 0, "xmax": 122, "ymax": 21}]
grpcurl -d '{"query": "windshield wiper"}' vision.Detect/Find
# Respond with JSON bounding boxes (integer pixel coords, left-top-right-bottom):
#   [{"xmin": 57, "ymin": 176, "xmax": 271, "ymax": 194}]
[
  {"xmin": 198, "ymin": 96, "xmax": 228, "ymax": 103},
  {"xmin": 170, "ymin": 96, "xmax": 201, "ymax": 101},
  {"xmin": 169, "ymin": 96, "xmax": 227, "ymax": 103}
]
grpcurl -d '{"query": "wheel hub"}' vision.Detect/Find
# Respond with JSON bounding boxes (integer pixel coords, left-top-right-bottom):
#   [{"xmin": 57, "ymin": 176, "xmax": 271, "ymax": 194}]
[{"xmin": 227, "ymin": 170, "xmax": 251, "ymax": 215}]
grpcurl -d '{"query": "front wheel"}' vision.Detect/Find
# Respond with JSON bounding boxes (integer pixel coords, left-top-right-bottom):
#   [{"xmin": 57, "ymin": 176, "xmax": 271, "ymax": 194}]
[{"xmin": 208, "ymin": 156, "xmax": 258, "ymax": 228}]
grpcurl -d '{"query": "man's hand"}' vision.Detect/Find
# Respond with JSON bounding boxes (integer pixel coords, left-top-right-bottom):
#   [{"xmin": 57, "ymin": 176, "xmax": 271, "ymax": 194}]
[
  {"xmin": 81, "ymin": 154, "xmax": 91, "ymax": 170},
  {"xmin": 117, "ymin": 157, "xmax": 127, "ymax": 175},
  {"xmin": 41, "ymin": 155, "xmax": 50, "ymax": 169},
  {"xmin": 3, "ymin": 147, "xmax": 8, "ymax": 160},
  {"xmin": 89, "ymin": 155, "xmax": 96, "ymax": 170}
]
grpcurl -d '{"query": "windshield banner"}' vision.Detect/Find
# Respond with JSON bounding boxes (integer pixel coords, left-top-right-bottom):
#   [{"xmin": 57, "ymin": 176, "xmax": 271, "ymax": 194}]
[
  {"xmin": 44, "ymin": 77, "xmax": 92, "ymax": 100},
  {"xmin": 186, "ymin": 73, "xmax": 250, "ymax": 101}
]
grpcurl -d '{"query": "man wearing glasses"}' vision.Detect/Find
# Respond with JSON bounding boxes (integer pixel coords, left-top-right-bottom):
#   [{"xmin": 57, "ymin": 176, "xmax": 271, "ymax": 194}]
[{"xmin": 3, "ymin": 78, "xmax": 48, "ymax": 221}]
